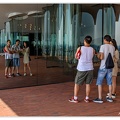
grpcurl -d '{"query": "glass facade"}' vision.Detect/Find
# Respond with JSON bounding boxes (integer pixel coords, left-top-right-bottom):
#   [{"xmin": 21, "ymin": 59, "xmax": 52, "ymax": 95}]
[{"xmin": 0, "ymin": 4, "xmax": 119, "ymax": 89}]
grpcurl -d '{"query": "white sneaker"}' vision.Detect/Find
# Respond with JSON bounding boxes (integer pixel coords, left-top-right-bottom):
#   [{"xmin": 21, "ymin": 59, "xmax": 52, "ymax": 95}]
[
  {"xmin": 24, "ymin": 73, "xmax": 27, "ymax": 76},
  {"xmin": 107, "ymin": 93, "xmax": 116, "ymax": 99},
  {"xmin": 30, "ymin": 73, "xmax": 32, "ymax": 76}
]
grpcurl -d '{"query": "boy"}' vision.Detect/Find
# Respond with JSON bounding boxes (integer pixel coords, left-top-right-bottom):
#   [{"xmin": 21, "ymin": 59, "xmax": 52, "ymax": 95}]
[
  {"xmin": 93, "ymin": 35, "xmax": 115, "ymax": 103},
  {"xmin": 4, "ymin": 40, "xmax": 13, "ymax": 78},
  {"xmin": 12, "ymin": 39, "xmax": 22, "ymax": 76},
  {"xmin": 69, "ymin": 35, "xmax": 95, "ymax": 103}
]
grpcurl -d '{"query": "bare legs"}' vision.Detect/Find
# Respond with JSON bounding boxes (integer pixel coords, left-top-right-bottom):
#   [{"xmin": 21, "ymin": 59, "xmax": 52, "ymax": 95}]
[
  {"xmin": 112, "ymin": 76, "xmax": 117, "ymax": 94},
  {"xmin": 12, "ymin": 66, "xmax": 19, "ymax": 74},
  {"xmin": 74, "ymin": 83, "xmax": 91, "ymax": 98},
  {"xmin": 86, "ymin": 84, "xmax": 90, "ymax": 97},
  {"xmin": 24, "ymin": 62, "xmax": 32, "ymax": 75},
  {"xmin": 74, "ymin": 84, "xmax": 80, "ymax": 97},
  {"xmin": 5, "ymin": 67, "xmax": 8, "ymax": 76},
  {"xmin": 5, "ymin": 67, "xmax": 12, "ymax": 77},
  {"xmin": 98, "ymin": 85, "xmax": 102, "ymax": 99},
  {"xmin": 98, "ymin": 85, "xmax": 112, "ymax": 99}
]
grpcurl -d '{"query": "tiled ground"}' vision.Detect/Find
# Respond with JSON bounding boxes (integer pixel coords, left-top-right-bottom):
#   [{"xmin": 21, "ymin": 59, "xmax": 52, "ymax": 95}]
[
  {"xmin": 0, "ymin": 55, "xmax": 120, "ymax": 116},
  {"xmin": 0, "ymin": 80, "xmax": 120, "ymax": 116}
]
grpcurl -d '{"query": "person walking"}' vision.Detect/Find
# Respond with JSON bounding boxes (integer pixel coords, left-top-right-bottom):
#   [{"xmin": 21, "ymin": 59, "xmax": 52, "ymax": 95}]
[
  {"xmin": 106, "ymin": 39, "xmax": 119, "ymax": 98},
  {"xmin": 69, "ymin": 35, "xmax": 95, "ymax": 103},
  {"xmin": 4, "ymin": 40, "xmax": 13, "ymax": 78},
  {"xmin": 93, "ymin": 35, "xmax": 115, "ymax": 103},
  {"xmin": 22, "ymin": 41, "xmax": 32, "ymax": 76}
]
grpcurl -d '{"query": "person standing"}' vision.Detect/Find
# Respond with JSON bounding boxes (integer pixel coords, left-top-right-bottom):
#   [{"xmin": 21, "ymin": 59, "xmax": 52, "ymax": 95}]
[
  {"xmin": 12, "ymin": 39, "xmax": 21, "ymax": 76},
  {"xmin": 106, "ymin": 39, "xmax": 119, "ymax": 98},
  {"xmin": 69, "ymin": 35, "xmax": 95, "ymax": 103},
  {"xmin": 4, "ymin": 40, "xmax": 13, "ymax": 78},
  {"xmin": 22, "ymin": 41, "xmax": 32, "ymax": 76},
  {"xmin": 93, "ymin": 35, "xmax": 115, "ymax": 103}
]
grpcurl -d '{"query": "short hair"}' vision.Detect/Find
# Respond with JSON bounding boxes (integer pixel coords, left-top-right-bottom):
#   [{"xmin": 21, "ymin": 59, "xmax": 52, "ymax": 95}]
[
  {"xmin": 7, "ymin": 40, "xmax": 11, "ymax": 42},
  {"xmin": 16, "ymin": 39, "xmax": 20, "ymax": 43},
  {"xmin": 84, "ymin": 35, "xmax": 92, "ymax": 44},
  {"xmin": 104, "ymin": 35, "xmax": 111, "ymax": 42}
]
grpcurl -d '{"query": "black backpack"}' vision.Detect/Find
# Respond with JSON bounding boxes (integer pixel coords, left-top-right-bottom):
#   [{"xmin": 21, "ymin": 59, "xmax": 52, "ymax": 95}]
[{"xmin": 105, "ymin": 53, "xmax": 114, "ymax": 69}]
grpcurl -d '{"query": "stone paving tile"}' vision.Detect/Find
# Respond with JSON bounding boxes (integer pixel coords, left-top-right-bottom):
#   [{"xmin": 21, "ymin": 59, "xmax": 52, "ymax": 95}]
[{"xmin": 0, "ymin": 81, "xmax": 120, "ymax": 116}]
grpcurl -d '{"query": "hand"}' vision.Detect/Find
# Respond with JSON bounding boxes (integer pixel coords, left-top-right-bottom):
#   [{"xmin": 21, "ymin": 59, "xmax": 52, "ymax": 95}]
[
  {"xmin": 97, "ymin": 53, "xmax": 101, "ymax": 59},
  {"xmin": 20, "ymin": 49, "xmax": 23, "ymax": 52}
]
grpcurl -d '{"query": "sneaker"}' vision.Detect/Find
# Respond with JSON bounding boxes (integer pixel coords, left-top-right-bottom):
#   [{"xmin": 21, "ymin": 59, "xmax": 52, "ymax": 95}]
[
  {"xmin": 111, "ymin": 94, "xmax": 116, "ymax": 99},
  {"xmin": 30, "ymin": 73, "xmax": 32, "ymax": 76},
  {"xmin": 5, "ymin": 75, "xmax": 8, "ymax": 78},
  {"xmin": 69, "ymin": 97, "xmax": 79, "ymax": 103},
  {"xmin": 8, "ymin": 75, "xmax": 12, "ymax": 78},
  {"xmin": 107, "ymin": 93, "xmax": 116, "ymax": 99},
  {"xmin": 106, "ymin": 96, "xmax": 113, "ymax": 102},
  {"xmin": 24, "ymin": 73, "xmax": 27, "ymax": 76},
  {"xmin": 11, "ymin": 73, "xmax": 15, "ymax": 77},
  {"xmin": 16, "ymin": 73, "xmax": 22, "ymax": 76},
  {"xmin": 93, "ymin": 98, "xmax": 103, "ymax": 103},
  {"xmin": 84, "ymin": 98, "xmax": 91, "ymax": 103}
]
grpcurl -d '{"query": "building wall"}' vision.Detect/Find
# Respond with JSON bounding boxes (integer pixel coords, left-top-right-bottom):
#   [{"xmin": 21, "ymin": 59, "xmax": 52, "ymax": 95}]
[{"xmin": 0, "ymin": 4, "xmax": 120, "ymax": 89}]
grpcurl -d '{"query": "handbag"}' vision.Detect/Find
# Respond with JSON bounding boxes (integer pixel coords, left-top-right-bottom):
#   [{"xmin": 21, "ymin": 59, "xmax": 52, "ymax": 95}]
[
  {"xmin": 3, "ymin": 47, "xmax": 7, "ymax": 52},
  {"xmin": 29, "ymin": 56, "xmax": 31, "ymax": 61},
  {"xmin": 105, "ymin": 53, "xmax": 114, "ymax": 69},
  {"xmin": 76, "ymin": 47, "xmax": 81, "ymax": 59},
  {"xmin": 117, "ymin": 59, "xmax": 120, "ymax": 68}
]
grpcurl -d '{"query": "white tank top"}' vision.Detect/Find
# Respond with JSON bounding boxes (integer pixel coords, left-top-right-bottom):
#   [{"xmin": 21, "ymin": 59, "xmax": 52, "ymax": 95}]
[
  {"xmin": 77, "ymin": 46, "xmax": 94, "ymax": 71},
  {"xmin": 5, "ymin": 46, "xmax": 13, "ymax": 59}
]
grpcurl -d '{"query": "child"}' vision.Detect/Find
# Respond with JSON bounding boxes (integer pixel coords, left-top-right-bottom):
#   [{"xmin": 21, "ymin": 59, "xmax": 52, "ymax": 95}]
[
  {"xmin": 93, "ymin": 35, "xmax": 115, "ymax": 103},
  {"xmin": 69, "ymin": 35, "xmax": 95, "ymax": 103},
  {"xmin": 4, "ymin": 40, "xmax": 13, "ymax": 78}
]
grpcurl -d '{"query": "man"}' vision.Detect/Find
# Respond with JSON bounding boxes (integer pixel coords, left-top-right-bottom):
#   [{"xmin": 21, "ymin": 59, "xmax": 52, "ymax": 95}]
[
  {"xmin": 69, "ymin": 35, "xmax": 95, "ymax": 103},
  {"xmin": 93, "ymin": 35, "xmax": 115, "ymax": 103},
  {"xmin": 12, "ymin": 39, "xmax": 22, "ymax": 76},
  {"xmin": 4, "ymin": 40, "xmax": 13, "ymax": 78}
]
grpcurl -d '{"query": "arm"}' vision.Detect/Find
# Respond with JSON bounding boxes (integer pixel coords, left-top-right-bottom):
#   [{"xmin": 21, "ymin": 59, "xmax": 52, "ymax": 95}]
[
  {"xmin": 11, "ymin": 45, "xmax": 16, "ymax": 53},
  {"xmin": 97, "ymin": 45, "xmax": 104, "ymax": 60},
  {"xmin": 97, "ymin": 52, "xmax": 104, "ymax": 60},
  {"xmin": 23, "ymin": 47, "xmax": 30, "ymax": 54},
  {"xmin": 15, "ymin": 46, "xmax": 21, "ymax": 53},
  {"xmin": 27, "ymin": 47, "xmax": 30, "ymax": 54},
  {"xmin": 113, "ymin": 50, "xmax": 119, "ymax": 63},
  {"xmin": 5, "ymin": 46, "xmax": 12, "ymax": 54}
]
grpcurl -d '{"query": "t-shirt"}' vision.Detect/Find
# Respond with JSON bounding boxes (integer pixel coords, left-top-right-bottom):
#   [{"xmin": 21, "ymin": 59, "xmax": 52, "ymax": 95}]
[
  {"xmin": 77, "ymin": 46, "xmax": 94, "ymax": 71},
  {"xmin": 12, "ymin": 44, "xmax": 20, "ymax": 58},
  {"xmin": 99, "ymin": 44, "xmax": 115, "ymax": 69}
]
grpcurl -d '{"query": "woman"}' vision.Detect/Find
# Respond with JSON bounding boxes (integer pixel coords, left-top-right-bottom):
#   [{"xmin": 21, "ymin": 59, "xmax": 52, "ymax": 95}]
[
  {"xmin": 108, "ymin": 39, "xmax": 119, "ymax": 98},
  {"xmin": 22, "ymin": 42, "xmax": 32, "ymax": 76}
]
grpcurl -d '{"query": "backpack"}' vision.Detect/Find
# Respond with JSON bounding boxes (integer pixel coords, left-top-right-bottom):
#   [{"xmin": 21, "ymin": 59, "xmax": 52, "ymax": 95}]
[{"xmin": 105, "ymin": 53, "xmax": 114, "ymax": 69}]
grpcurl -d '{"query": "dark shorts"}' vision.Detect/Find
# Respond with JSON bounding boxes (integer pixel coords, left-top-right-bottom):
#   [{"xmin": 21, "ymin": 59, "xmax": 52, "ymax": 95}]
[
  {"xmin": 5, "ymin": 59, "xmax": 13, "ymax": 67},
  {"xmin": 13, "ymin": 58, "xmax": 20, "ymax": 67},
  {"xmin": 75, "ymin": 70, "xmax": 93, "ymax": 85}
]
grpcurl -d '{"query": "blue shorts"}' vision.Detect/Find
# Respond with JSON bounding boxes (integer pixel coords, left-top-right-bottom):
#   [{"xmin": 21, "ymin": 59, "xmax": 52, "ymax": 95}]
[
  {"xmin": 13, "ymin": 58, "xmax": 20, "ymax": 67},
  {"xmin": 96, "ymin": 68, "xmax": 112, "ymax": 85}
]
